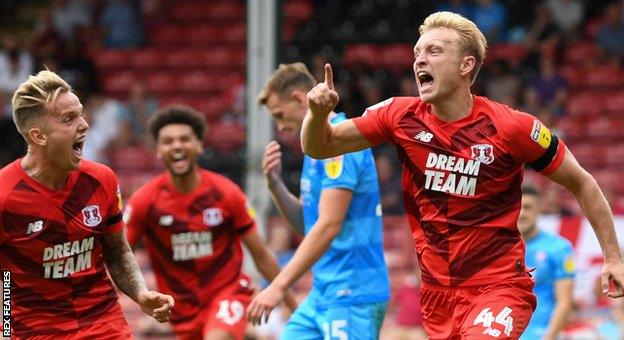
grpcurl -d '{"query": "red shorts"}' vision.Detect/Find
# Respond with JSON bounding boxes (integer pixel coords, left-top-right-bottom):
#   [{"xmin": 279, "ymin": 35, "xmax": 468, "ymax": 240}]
[
  {"xmin": 420, "ymin": 277, "xmax": 536, "ymax": 340},
  {"xmin": 18, "ymin": 317, "xmax": 133, "ymax": 340},
  {"xmin": 174, "ymin": 280, "xmax": 254, "ymax": 340}
]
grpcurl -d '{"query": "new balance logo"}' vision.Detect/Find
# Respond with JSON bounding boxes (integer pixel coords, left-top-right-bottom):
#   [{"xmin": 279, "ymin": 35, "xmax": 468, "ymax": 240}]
[
  {"xmin": 26, "ymin": 220, "xmax": 44, "ymax": 235},
  {"xmin": 414, "ymin": 130, "xmax": 434, "ymax": 142}
]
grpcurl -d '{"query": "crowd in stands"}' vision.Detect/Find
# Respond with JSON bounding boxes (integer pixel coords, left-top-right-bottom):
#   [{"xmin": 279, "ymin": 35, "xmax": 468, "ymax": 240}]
[{"xmin": 1, "ymin": 0, "xmax": 624, "ymax": 338}]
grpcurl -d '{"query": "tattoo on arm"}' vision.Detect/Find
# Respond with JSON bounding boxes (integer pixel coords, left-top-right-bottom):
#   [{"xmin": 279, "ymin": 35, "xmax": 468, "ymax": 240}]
[{"xmin": 100, "ymin": 231, "xmax": 147, "ymax": 302}]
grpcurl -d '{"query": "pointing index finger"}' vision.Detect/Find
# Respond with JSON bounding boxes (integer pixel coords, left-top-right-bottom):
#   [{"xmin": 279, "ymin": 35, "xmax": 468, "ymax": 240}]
[{"xmin": 324, "ymin": 63, "xmax": 334, "ymax": 90}]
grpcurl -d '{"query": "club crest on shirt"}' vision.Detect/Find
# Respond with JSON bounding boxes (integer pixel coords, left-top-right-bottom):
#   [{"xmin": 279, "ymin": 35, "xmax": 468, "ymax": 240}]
[
  {"xmin": 564, "ymin": 256, "xmax": 575, "ymax": 273},
  {"xmin": 82, "ymin": 205, "xmax": 102, "ymax": 227},
  {"xmin": 203, "ymin": 208, "xmax": 223, "ymax": 227},
  {"xmin": 471, "ymin": 144, "xmax": 495, "ymax": 165},
  {"xmin": 324, "ymin": 156, "xmax": 344, "ymax": 179},
  {"xmin": 159, "ymin": 215, "xmax": 174, "ymax": 227}
]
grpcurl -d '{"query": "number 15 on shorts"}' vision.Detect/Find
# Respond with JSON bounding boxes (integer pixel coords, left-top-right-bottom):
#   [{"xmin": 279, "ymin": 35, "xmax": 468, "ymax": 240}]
[{"xmin": 322, "ymin": 319, "xmax": 348, "ymax": 340}]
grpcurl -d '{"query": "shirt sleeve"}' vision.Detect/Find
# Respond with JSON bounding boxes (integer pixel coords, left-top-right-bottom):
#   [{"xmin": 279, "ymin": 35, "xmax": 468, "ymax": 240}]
[
  {"xmin": 226, "ymin": 182, "xmax": 257, "ymax": 235},
  {"xmin": 321, "ymin": 151, "xmax": 360, "ymax": 191},
  {"xmin": 501, "ymin": 109, "xmax": 566, "ymax": 175},
  {"xmin": 352, "ymin": 97, "xmax": 398, "ymax": 146},
  {"xmin": 101, "ymin": 168, "xmax": 124, "ymax": 234},
  {"xmin": 552, "ymin": 239, "xmax": 576, "ymax": 280},
  {"xmin": 123, "ymin": 190, "xmax": 148, "ymax": 246}
]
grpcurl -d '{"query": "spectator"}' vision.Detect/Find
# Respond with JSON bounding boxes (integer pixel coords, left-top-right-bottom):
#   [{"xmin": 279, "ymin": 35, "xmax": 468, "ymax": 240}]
[
  {"xmin": 50, "ymin": 0, "xmax": 93, "ymax": 41},
  {"xmin": 119, "ymin": 81, "xmax": 157, "ymax": 138},
  {"xmin": 28, "ymin": 8, "xmax": 63, "ymax": 64},
  {"xmin": 375, "ymin": 151, "xmax": 404, "ymax": 215},
  {"xmin": 546, "ymin": 0, "xmax": 584, "ymax": 41},
  {"xmin": 485, "ymin": 59, "xmax": 521, "ymax": 106},
  {"xmin": 526, "ymin": 53, "xmax": 568, "ymax": 116},
  {"xmin": 0, "ymin": 94, "xmax": 26, "ymax": 167},
  {"xmin": 436, "ymin": 0, "xmax": 474, "ymax": 20},
  {"xmin": 82, "ymin": 94, "xmax": 123, "ymax": 163},
  {"xmin": 99, "ymin": 0, "xmax": 144, "ymax": 48},
  {"xmin": 471, "ymin": 0, "xmax": 507, "ymax": 42},
  {"xmin": 385, "ymin": 269, "xmax": 426, "ymax": 340},
  {"xmin": 58, "ymin": 39, "xmax": 99, "ymax": 99},
  {"xmin": 524, "ymin": 4, "xmax": 561, "ymax": 53},
  {"xmin": 0, "ymin": 34, "xmax": 34, "ymax": 97},
  {"xmin": 596, "ymin": 2, "xmax": 624, "ymax": 60}
]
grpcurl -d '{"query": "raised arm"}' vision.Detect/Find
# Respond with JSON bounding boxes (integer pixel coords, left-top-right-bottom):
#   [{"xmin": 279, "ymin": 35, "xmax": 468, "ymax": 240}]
[
  {"xmin": 100, "ymin": 231, "xmax": 174, "ymax": 322},
  {"xmin": 547, "ymin": 150, "xmax": 624, "ymax": 297},
  {"xmin": 262, "ymin": 140, "xmax": 304, "ymax": 234},
  {"xmin": 246, "ymin": 188, "xmax": 352, "ymax": 324},
  {"xmin": 302, "ymin": 63, "xmax": 371, "ymax": 158}
]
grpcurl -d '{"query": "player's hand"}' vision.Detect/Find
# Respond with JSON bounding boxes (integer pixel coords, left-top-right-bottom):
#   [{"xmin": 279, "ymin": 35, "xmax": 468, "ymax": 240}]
[
  {"xmin": 601, "ymin": 259, "xmax": 624, "ymax": 298},
  {"xmin": 137, "ymin": 290, "xmax": 175, "ymax": 323},
  {"xmin": 246, "ymin": 284, "xmax": 285, "ymax": 325},
  {"xmin": 262, "ymin": 140, "xmax": 283, "ymax": 187},
  {"xmin": 307, "ymin": 63, "xmax": 339, "ymax": 118}
]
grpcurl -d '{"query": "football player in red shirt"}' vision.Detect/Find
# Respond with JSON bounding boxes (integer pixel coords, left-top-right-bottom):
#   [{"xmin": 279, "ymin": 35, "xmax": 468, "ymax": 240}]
[
  {"xmin": 301, "ymin": 11, "xmax": 624, "ymax": 339},
  {"xmin": 0, "ymin": 70, "xmax": 173, "ymax": 339},
  {"xmin": 124, "ymin": 106, "xmax": 296, "ymax": 340}
]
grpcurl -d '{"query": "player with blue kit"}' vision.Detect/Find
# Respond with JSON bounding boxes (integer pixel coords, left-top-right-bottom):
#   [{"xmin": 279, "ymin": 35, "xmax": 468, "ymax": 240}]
[
  {"xmin": 247, "ymin": 63, "xmax": 390, "ymax": 339},
  {"xmin": 519, "ymin": 184, "xmax": 575, "ymax": 340}
]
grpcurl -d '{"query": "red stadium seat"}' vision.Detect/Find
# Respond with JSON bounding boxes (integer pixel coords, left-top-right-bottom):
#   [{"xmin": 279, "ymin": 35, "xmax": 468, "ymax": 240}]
[
  {"xmin": 208, "ymin": 2, "xmax": 245, "ymax": 21},
  {"xmin": 165, "ymin": 49, "xmax": 203, "ymax": 68},
  {"xmin": 170, "ymin": 1, "xmax": 210, "ymax": 22},
  {"xmin": 202, "ymin": 48, "xmax": 231, "ymax": 68},
  {"xmin": 565, "ymin": 92, "xmax": 603, "ymax": 117},
  {"xmin": 101, "ymin": 71, "xmax": 137, "ymax": 96},
  {"xmin": 586, "ymin": 117, "xmax": 624, "ymax": 140},
  {"xmin": 144, "ymin": 72, "xmax": 178, "ymax": 94},
  {"xmin": 177, "ymin": 71, "xmax": 219, "ymax": 94},
  {"xmin": 487, "ymin": 43, "xmax": 527, "ymax": 63},
  {"xmin": 604, "ymin": 92, "xmax": 624, "ymax": 115},
  {"xmin": 568, "ymin": 143, "xmax": 605, "ymax": 168},
  {"xmin": 204, "ymin": 122, "xmax": 246, "ymax": 153},
  {"xmin": 222, "ymin": 22, "xmax": 246, "ymax": 44},
  {"xmin": 284, "ymin": 0, "xmax": 313, "ymax": 23},
  {"xmin": 559, "ymin": 64, "xmax": 584, "ymax": 88},
  {"xmin": 185, "ymin": 24, "xmax": 221, "ymax": 46},
  {"xmin": 585, "ymin": 66, "xmax": 623, "ymax": 88},
  {"xmin": 564, "ymin": 41, "xmax": 599, "ymax": 63},
  {"xmin": 149, "ymin": 25, "xmax": 187, "ymax": 46},
  {"xmin": 93, "ymin": 49, "xmax": 130, "ymax": 69},
  {"xmin": 378, "ymin": 44, "xmax": 414, "ymax": 73},
  {"xmin": 556, "ymin": 116, "xmax": 586, "ymax": 141},
  {"xmin": 130, "ymin": 48, "xmax": 164, "ymax": 69},
  {"xmin": 604, "ymin": 144, "xmax": 624, "ymax": 168},
  {"xmin": 192, "ymin": 97, "xmax": 227, "ymax": 121},
  {"xmin": 343, "ymin": 44, "xmax": 379, "ymax": 69}
]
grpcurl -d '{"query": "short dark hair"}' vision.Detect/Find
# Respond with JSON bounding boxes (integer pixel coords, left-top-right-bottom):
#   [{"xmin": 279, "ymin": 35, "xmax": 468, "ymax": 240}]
[
  {"xmin": 521, "ymin": 183, "xmax": 541, "ymax": 198},
  {"xmin": 148, "ymin": 105, "xmax": 206, "ymax": 142}
]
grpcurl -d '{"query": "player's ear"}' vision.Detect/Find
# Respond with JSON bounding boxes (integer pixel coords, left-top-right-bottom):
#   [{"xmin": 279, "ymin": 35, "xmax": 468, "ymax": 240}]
[
  {"xmin": 28, "ymin": 127, "xmax": 47, "ymax": 146},
  {"xmin": 290, "ymin": 90, "xmax": 307, "ymax": 105},
  {"xmin": 459, "ymin": 55, "xmax": 476, "ymax": 78}
]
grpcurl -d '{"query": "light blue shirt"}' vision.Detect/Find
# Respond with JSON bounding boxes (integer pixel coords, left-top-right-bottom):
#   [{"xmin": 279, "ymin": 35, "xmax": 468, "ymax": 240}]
[
  {"xmin": 522, "ymin": 231, "xmax": 575, "ymax": 339},
  {"xmin": 300, "ymin": 113, "xmax": 390, "ymax": 307}
]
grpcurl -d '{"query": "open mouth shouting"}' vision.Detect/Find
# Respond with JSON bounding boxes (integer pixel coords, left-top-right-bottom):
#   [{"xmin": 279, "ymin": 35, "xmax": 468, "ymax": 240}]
[
  {"xmin": 72, "ymin": 138, "xmax": 85, "ymax": 159},
  {"xmin": 169, "ymin": 151, "xmax": 190, "ymax": 173},
  {"xmin": 417, "ymin": 71, "xmax": 435, "ymax": 92}
]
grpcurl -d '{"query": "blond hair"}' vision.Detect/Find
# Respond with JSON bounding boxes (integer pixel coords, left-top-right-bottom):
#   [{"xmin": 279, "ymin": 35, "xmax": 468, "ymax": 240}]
[
  {"xmin": 257, "ymin": 62, "xmax": 316, "ymax": 105},
  {"xmin": 11, "ymin": 70, "xmax": 72, "ymax": 136},
  {"xmin": 419, "ymin": 11, "xmax": 487, "ymax": 83}
]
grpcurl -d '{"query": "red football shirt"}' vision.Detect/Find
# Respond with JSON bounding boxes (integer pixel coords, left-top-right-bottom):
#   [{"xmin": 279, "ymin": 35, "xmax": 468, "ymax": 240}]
[
  {"xmin": 0, "ymin": 159, "xmax": 126, "ymax": 337},
  {"xmin": 124, "ymin": 170, "xmax": 255, "ymax": 328},
  {"xmin": 353, "ymin": 96, "xmax": 566, "ymax": 287}
]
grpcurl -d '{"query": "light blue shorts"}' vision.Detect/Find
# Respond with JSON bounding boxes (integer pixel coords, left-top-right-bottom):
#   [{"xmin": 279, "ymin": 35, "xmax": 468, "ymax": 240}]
[{"xmin": 280, "ymin": 297, "xmax": 387, "ymax": 340}]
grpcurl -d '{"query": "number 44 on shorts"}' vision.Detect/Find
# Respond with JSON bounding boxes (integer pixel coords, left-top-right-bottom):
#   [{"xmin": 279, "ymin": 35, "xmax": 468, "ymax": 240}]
[{"xmin": 473, "ymin": 306, "xmax": 513, "ymax": 338}]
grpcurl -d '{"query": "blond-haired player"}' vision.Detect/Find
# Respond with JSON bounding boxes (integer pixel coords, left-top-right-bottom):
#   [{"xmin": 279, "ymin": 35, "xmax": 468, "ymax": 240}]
[
  {"xmin": 0, "ymin": 70, "xmax": 173, "ymax": 339},
  {"xmin": 301, "ymin": 11, "xmax": 624, "ymax": 339}
]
